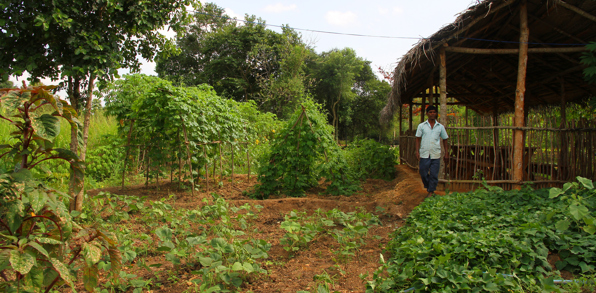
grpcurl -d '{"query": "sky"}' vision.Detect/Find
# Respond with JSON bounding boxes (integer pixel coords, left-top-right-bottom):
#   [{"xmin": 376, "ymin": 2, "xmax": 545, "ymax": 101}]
[{"xmin": 9, "ymin": 0, "xmax": 478, "ymax": 89}]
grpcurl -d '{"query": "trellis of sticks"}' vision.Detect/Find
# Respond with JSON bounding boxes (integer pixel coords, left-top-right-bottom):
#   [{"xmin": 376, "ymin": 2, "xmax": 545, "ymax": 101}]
[{"xmin": 118, "ymin": 119, "xmax": 256, "ymax": 197}]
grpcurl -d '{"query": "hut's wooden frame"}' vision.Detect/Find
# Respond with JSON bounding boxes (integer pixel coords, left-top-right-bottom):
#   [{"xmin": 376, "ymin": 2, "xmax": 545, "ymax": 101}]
[{"xmin": 382, "ymin": 0, "xmax": 596, "ymax": 189}]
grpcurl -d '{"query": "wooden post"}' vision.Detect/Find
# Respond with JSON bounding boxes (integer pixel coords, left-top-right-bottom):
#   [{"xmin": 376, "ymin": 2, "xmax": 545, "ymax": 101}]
[
  {"xmin": 439, "ymin": 46, "xmax": 448, "ymax": 180},
  {"xmin": 179, "ymin": 116, "xmax": 195, "ymax": 196},
  {"xmin": 513, "ymin": 0, "xmax": 529, "ymax": 188},
  {"xmin": 421, "ymin": 96, "xmax": 426, "ymax": 123},
  {"xmin": 204, "ymin": 146, "xmax": 209, "ymax": 193},
  {"xmin": 121, "ymin": 120, "xmax": 135, "ymax": 190},
  {"xmin": 439, "ymin": 46, "xmax": 448, "ymax": 127},
  {"xmin": 399, "ymin": 104, "xmax": 403, "ymax": 135},
  {"xmin": 409, "ymin": 103, "xmax": 413, "ymax": 132},
  {"xmin": 559, "ymin": 78, "xmax": 567, "ymax": 180}
]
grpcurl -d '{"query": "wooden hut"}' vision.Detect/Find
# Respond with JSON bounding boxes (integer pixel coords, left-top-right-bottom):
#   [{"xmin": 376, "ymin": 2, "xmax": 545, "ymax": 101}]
[{"xmin": 382, "ymin": 0, "xmax": 596, "ymax": 190}]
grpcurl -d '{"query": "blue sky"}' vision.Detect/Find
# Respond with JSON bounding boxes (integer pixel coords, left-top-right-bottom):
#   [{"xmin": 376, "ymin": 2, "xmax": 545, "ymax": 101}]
[{"xmin": 10, "ymin": 0, "xmax": 478, "ymax": 87}]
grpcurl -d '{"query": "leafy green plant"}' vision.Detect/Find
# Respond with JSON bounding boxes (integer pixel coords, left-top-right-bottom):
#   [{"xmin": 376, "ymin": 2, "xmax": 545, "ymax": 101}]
[
  {"xmin": 254, "ymin": 101, "xmax": 358, "ymax": 198},
  {"xmin": 344, "ymin": 138, "xmax": 396, "ymax": 180},
  {"xmin": 0, "ymin": 86, "xmax": 83, "ymax": 180},
  {"xmin": 366, "ymin": 179, "xmax": 596, "ymax": 292},
  {"xmin": 280, "ymin": 213, "xmax": 324, "ymax": 253},
  {"xmin": 0, "ymin": 174, "xmax": 121, "ymax": 292}
]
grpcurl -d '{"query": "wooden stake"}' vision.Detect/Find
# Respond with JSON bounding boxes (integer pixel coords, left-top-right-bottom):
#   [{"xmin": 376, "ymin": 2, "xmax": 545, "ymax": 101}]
[
  {"xmin": 204, "ymin": 145, "xmax": 209, "ymax": 193},
  {"xmin": 513, "ymin": 0, "xmax": 529, "ymax": 188},
  {"xmin": 179, "ymin": 116, "xmax": 195, "ymax": 196},
  {"xmin": 121, "ymin": 119, "xmax": 135, "ymax": 190}
]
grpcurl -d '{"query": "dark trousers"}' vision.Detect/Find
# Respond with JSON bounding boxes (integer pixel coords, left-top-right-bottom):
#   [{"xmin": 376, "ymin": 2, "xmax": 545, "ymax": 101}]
[{"xmin": 419, "ymin": 157, "xmax": 440, "ymax": 192}]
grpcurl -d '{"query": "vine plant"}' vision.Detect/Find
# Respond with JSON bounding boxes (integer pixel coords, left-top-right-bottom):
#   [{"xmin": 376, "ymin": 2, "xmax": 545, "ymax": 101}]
[{"xmin": 254, "ymin": 101, "xmax": 358, "ymax": 198}]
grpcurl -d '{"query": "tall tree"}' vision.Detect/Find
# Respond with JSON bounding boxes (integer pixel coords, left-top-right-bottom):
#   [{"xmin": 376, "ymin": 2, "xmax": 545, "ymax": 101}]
[
  {"xmin": 156, "ymin": 3, "xmax": 304, "ymax": 103},
  {"xmin": 309, "ymin": 48, "xmax": 364, "ymax": 141},
  {"xmin": 1, "ymin": 0, "xmax": 198, "ymax": 211}
]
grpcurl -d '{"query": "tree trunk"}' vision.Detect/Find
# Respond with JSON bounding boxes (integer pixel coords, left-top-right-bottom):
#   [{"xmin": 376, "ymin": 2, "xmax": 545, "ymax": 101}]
[{"xmin": 69, "ymin": 74, "xmax": 95, "ymax": 211}]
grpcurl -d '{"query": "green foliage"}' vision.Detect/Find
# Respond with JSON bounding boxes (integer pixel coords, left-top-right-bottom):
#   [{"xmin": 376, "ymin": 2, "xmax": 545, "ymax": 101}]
[
  {"xmin": 367, "ymin": 179, "xmax": 596, "ymax": 292},
  {"xmin": 1, "ymin": 0, "xmax": 198, "ymax": 81},
  {"xmin": 581, "ymin": 42, "xmax": 596, "ymax": 85},
  {"xmin": 344, "ymin": 139, "xmax": 396, "ymax": 180},
  {"xmin": 86, "ymin": 134, "xmax": 126, "ymax": 182},
  {"xmin": 0, "ymin": 87, "xmax": 84, "ymax": 182},
  {"xmin": 0, "ymin": 174, "xmax": 121, "ymax": 292},
  {"xmin": 156, "ymin": 4, "xmax": 304, "ymax": 103},
  {"xmin": 279, "ymin": 208, "xmax": 381, "ymax": 260},
  {"xmin": 105, "ymin": 74, "xmax": 256, "ymax": 187},
  {"xmin": 254, "ymin": 101, "xmax": 358, "ymax": 198}
]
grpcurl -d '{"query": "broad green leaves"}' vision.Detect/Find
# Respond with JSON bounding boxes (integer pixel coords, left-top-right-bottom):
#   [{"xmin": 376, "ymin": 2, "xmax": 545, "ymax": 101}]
[
  {"xmin": 369, "ymin": 178, "xmax": 596, "ymax": 292},
  {"xmin": 0, "ymin": 175, "xmax": 121, "ymax": 292},
  {"xmin": 0, "ymin": 87, "xmax": 83, "ymax": 180},
  {"xmin": 255, "ymin": 101, "xmax": 358, "ymax": 198}
]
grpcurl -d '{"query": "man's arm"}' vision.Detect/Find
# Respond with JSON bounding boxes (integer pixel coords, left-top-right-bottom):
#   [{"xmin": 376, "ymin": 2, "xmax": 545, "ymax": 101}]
[
  {"xmin": 415, "ymin": 137, "xmax": 421, "ymax": 160},
  {"xmin": 442, "ymin": 138, "xmax": 450, "ymax": 161}
]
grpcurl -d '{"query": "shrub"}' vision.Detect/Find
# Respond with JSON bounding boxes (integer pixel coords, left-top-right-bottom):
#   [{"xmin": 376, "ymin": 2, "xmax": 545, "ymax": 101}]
[{"xmin": 344, "ymin": 139, "xmax": 396, "ymax": 181}]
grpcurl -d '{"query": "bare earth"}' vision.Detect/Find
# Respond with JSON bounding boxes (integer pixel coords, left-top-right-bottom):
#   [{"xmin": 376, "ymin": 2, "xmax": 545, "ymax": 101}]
[{"xmin": 87, "ymin": 165, "xmax": 431, "ymax": 293}]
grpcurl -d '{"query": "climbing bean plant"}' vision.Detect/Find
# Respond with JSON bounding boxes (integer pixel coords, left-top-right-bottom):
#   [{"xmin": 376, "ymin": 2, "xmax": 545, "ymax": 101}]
[
  {"xmin": 254, "ymin": 100, "xmax": 358, "ymax": 198},
  {"xmin": 105, "ymin": 74, "xmax": 271, "ymax": 187}
]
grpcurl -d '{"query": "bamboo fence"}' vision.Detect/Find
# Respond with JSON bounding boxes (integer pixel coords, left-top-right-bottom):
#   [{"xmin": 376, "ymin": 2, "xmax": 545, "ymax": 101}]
[{"xmin": 400, "ymin": 110, "xmax": 596, "ymax": 190}]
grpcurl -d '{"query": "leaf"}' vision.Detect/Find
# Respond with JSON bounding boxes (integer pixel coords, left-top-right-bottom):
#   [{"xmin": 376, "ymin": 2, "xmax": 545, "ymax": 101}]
[
  {"xmin": 243, "ymin": 262, "xmax": 255, "ymax": 273},
  {"xmin": 555, "ymin": 220, "xmax": 570, "ymax": 231},
  {"xmin": 583, "ymin": 225, "xmax": 596, "ymax": 235},
  {"xmin": 155, "ymin": 226, "xmax": 173, "ymax": 242},
  {"xmin": 31, "ymin": 114, "xmax": 60, "ymax": 141},
  {"xmin": 548, "ymin": 187, "xmax": 564, "ymax": 199},
  {"xmin": 569, "ymin": 204, "xmax": 589, "ymax": 221},
  {"xmin": 28, "ymin": 189, "xmax": 47, "ymax": 214},
  {"xmin": 11, "ymin": 168, "xmax": 33, "ymax": 182},
  {"xmin": 10, "ymin": 250, "xmax": 36, "ymax": 275},
  {"xmin": 37, "ymin": 237, "xmax": 62, "ymax": 245},
  {"xmin": 83, "ymin": 264, "xmax": 98, "ymax": 291},
  {"xmin": 82, "ymin": 243, "xmax": 102, "ymax": 264},
  {"xmin": 576, "ymin": 177, "xmax": 594, "ymax": 189},
  {"xmin": 231, "ymin": 262, "xmax": 243, "ymax": 271},
  {"xmin": 27, "ymin": 242, "xmax": 49, "ymax": 257},
  {"xmin": 49, "ymin": 257, "xmax": 75, "ymax": 289}
]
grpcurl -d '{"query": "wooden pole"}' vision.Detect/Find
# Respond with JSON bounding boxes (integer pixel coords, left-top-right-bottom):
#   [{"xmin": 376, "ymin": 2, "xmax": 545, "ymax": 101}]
[
  {"xmin": 445, "ymin": 46, "xmax": 586, "ymax": 54},
  {"xmin": 121, "ymin": 120, "xmax": 135, "ymax": 190},
  {"xmin": 204, "ymin": 146, "xmax": 209, "ymax": 193},
  {"xmin": 559, "ymin": 78, "xmax": 567, "ymax": 180},
  {"xmin": 179, "ymin": 116, "xmax": 195, "ymax": 196},
  {"xmin": 408, "ymin": 103, "xmax": 413, "ymax": 132},
  {"xmin": 513, "ymin": 0, "xmax": 529, "ymax": 188},
  {"xmin": 399, "ymin": 104, "xmax": 403, "ymax": 135},
  {"xmin": 439, "ymin": 46, "xmax": 448, "ymax": 126},
  {"xmin": 439, "ymin": 46, "xmax": 448, "ymax": 180},
  {"xmin": 421, "ymin": 96, "xmax": 426, "ymax": 123}
]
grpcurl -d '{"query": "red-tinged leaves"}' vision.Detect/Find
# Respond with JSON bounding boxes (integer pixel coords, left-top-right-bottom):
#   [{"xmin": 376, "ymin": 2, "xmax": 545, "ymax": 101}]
[
  {"xmin": 107, "ymin": 247, "xmax": 122, "ymax": 274},
  {"xmin": 49, "ymin": 257, "xmax": 75, "ymax": 289},
  {"xmin": 82, "ymin": 243, "xmax": 102, "ymax": 265},
  {"xmin": 10, "ymin": 250, "xmax": 36, "ymax": 275},
  {"xmin": 83, "ymin": 263, "xmax": 99, "ymax": 291}
]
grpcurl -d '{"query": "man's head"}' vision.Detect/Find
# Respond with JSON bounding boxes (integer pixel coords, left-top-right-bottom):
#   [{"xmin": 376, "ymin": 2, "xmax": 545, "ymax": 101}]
[{"xmin": 426, "ymin": 105, "xmax": 438, "ymax": 120}]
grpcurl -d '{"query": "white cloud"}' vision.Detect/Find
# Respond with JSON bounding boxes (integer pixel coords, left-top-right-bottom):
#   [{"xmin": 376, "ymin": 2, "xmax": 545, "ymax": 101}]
[
  {"xmin": 325, "ymin": 11, "xmax": 358, "ymax": 26},
  {"xmin": 392, "ymin": 6, "xmax": 404, "ymax": 14},
  {"xmin": 378, "ymin": 7, "xmax": 389, "ymax": 15},
  {"xmin": 224, "ymin": 8, "xmax": 244, "ymax": 22},
  {"xmin": 264, "ymin": 3, "xmax": 297, "ymax": 13}
]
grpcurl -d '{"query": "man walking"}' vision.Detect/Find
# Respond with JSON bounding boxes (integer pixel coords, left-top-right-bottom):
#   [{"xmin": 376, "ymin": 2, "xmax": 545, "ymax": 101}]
[{"xmin": 415, "ymin": 105, "xmax": 449, "ymax": 198}]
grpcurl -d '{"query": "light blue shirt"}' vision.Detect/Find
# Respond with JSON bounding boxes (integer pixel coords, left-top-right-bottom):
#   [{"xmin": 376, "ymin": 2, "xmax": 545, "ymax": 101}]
[{"xmin": 415, "ymin": 120, "xmax": 449, "ymax": 159}]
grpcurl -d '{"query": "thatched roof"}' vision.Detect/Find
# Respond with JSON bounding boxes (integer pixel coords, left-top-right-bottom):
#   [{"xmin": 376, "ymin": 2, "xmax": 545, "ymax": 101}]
[{"xmin": 382, "ymin": 0, "xmax": 596, "ymax": 123}]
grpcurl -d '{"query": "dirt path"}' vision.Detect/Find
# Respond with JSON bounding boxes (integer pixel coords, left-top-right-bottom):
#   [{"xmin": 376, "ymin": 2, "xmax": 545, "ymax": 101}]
[{"xmin": 89, "ymin": 165, "xmax": 429, "ymax": 292}]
